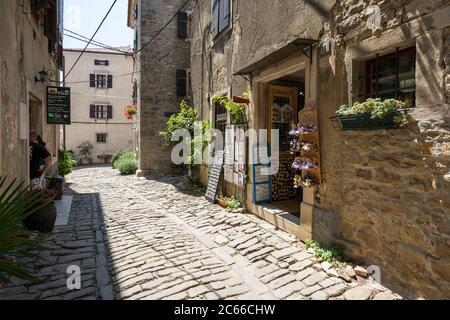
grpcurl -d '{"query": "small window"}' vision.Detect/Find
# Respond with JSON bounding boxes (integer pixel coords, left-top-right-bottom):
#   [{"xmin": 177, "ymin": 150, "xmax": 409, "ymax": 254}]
[
  {"xmin": 361, "ymin": 47, "xmax": 416, "ymax": 106},
  {"xmin": 214, "ymin": 98, "xmax": 227, "ymax": 137},
  {"xmin": 95, "ymin": 60, "xmax": 109, "ymax": 66},
  {"xmin": 177, "ymin": 12, "xmax": 189, "ymax": 39},
  {"xmin": 176, "ymin": 69, "xmax": 188, "ymax": 97},
  {"xmin": 96, "ymin": 133, "xmax": 107, "ymax": 143},
  {"xmin": 97, "ymin": 74, "xmax": 107, "ymax": 88},
  {"xmin": 90, "ymin": 104, "xmax": 113, "ymax": 119}
]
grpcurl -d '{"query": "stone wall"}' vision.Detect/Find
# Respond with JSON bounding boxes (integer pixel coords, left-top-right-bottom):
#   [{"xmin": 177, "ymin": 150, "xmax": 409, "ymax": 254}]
[
  {"xmin": 0, "ymin": 1, "xmax": 61, "ymax": 183},
  {"xmin": 137, "ymin": 0, "xmax": 191, "ymax": 174},
  {"xmin": 190, "ymin": 0, "xmax": 450, "ymax": 299},
  {"xmin": 315, "ymin": 0, "xmax": 450, "ymax": 299}
]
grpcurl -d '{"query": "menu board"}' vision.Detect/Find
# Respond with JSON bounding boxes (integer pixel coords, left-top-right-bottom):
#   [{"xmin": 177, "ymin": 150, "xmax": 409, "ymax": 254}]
[
  {"xmin": 205, "ymin": 151, "xmax": 225, "ymax": 203},
  {"xmin": 47, "ymin": 86, "xmax": 71, "ymax": 125}
]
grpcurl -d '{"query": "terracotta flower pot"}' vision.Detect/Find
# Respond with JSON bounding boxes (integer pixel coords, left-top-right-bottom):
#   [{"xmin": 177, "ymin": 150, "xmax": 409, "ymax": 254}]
[
  {"xmin": 23, "ymin": 201, "xmax": 57, "ymax": 233},
  {"xmin": 233, "ymin": 96, "xmax": 250, "ymax": 105},
  {"xmin": 218, "ymin": 198, "xmax": 229, "ymax": 209}
]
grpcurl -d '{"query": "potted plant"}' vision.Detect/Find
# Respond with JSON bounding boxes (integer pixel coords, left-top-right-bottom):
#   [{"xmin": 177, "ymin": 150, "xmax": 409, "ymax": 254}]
[
  {"xmin": 331, "ymin": 98, "xmax": 411, "ymax": 131},
  {"xmin": 23, "ymin": 189, "xmax": 58, "ymax": 233},
  {"xmin": 212, "ymin": 93, "xmax": 248, "ymax": 125},
  {"xmin": 218, "ymin": 197, "xmax": 229, "ymax": 209},
  {"xmin": 124, "ymin": 104, "xmax": 137, "ymax": 120},
  {"xmin": 77, "ymin": 141, "xmax": 93, "ymax": 165}
]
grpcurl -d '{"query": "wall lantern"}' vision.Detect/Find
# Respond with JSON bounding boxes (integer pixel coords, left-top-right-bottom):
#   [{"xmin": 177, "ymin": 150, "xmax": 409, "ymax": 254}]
[{"xmin": 35, "ymin": 67, "xmax": 55, "ymax": 83}]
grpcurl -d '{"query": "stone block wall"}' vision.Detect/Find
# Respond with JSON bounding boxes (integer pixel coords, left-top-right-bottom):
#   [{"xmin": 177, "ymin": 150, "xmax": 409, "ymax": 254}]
[
  {"xmin": 137, "ymin": 0, "xmax": 191, "ymax": 174},
  {"xmin": 190, "ymin": 0, "xmax": 450, "ymax": 299},
  {"xmin": 315, "ymin": 0, "xmax": 450, "ymax": 299}
]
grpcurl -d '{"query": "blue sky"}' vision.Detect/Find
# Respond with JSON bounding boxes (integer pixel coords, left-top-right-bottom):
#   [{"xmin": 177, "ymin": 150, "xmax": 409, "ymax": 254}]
[{"xmin": 63, "ymin": 0, "xmax": 133, "ymax": 49}]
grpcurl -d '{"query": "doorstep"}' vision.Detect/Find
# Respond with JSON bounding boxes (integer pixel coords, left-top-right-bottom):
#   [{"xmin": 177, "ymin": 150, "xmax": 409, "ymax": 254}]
[
  {"xmin": 54, "ymin": 195, "xmax": 73, "ymax": 226},
  {"xmin": 251, "ymin": 201, "xmax": 301, "ymax": 237}
]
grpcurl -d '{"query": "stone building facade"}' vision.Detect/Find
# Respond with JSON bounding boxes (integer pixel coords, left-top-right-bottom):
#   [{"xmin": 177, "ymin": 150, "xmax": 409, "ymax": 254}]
[
  {"xmin": 128, "ymin": 0, "xmax": 192, "ymax": 175},
  {"xmin": 189, "ymin": 0, "xmax": 450, "ymax": 299},
  {"xmin": 63, "ymin": 47, "xmax": 134, "ymax": 163},
  {"xmin": 0, "ymin": 0, "xmax": 63, "ymax": 183}
]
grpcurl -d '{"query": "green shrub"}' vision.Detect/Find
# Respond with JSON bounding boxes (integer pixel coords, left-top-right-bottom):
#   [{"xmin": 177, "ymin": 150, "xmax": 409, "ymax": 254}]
[
  {"xmin": 225, "ymin": 197, "xmax": 242, "ymax": 209},
  {"xmin": 58, "ymin": 149, "xmax": 77, "ymax": 176},
  {"xmin": 115, "ymin": 152, "xmax": 138, "ymax": 175},
  {"xmin": 111, "ymin": 150, "xmax": 125, "ymax": 169},
  {"xmin": 305, "ymin": 240, "xmax": 347, "ymax": 264}
]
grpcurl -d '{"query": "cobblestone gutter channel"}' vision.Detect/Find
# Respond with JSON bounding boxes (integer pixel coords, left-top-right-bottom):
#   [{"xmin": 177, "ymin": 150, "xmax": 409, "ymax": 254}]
[{"xmin": 0, "ymin": 167, "xmax": 402, "ymax": 300}]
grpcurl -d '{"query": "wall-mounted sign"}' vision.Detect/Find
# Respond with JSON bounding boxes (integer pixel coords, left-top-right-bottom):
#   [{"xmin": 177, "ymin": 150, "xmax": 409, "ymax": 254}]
[{"xmin": 47, "ymin": 86, "xmax": 71, "ymax": 125}]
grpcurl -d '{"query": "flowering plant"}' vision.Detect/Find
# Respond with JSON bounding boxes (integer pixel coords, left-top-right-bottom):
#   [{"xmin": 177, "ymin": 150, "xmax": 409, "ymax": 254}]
[
  {"xmin": 124, "ymin": 104, "xmax": 137, "ymax": 120},
  {"xmin": 337, "ymin": 98, "xmax": 411, "ymax": 127},
  {"xmin": 292, "ymin": 157, "xmax": 319, "ymax": 171},
  {"xmin": 294, "ymin": 174, "xmax": 316, "ymax": 189},
  {"xmin": 289, "ymin": 123, "xmax": 317, "ymax": 137}
]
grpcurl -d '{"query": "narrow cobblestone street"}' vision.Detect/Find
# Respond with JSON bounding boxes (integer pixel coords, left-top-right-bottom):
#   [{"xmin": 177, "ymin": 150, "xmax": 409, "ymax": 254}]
[{"xmin": 0, "ymin": 166, "xmax": 402, "ymax": 300}]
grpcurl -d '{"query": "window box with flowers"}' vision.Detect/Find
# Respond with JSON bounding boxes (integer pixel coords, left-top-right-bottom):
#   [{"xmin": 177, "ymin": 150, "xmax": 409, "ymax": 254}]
[{"xmin": 330, "ymin": 98, "xmax": 412, "ymax": 131}]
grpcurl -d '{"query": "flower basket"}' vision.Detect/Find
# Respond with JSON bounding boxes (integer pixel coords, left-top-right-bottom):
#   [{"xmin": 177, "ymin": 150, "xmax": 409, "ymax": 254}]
[
  {"xmin": 124, "ymin": 104, "xmax": 137, "ymax": 120},
  {"xmin": 330, "ymin": 112, "xmax": 399, "ymax": 131},
  {"xmin": 218, "ymin": 198, "xmax": 229, "ymax": 209}
]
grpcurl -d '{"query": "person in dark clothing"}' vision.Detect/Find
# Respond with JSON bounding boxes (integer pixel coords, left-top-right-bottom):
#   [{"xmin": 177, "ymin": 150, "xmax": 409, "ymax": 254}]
[
  {"xmin": 37, "ymin": 135, "xmax": 47, "ymax": 147},
  {"xmin": 36, "ymin": 135, "xmax": 48, "ymax": 166},
  {"xmin": 30, "ymin": 131, "xmax": 51, "ymax": 190}
]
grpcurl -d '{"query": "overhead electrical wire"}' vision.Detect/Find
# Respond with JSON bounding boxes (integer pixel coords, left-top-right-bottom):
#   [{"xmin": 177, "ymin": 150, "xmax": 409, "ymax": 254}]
[
  {"xmin": 60, "ymin": 0, "xmax": 195, "ymax": 84},
  {"xmin": 135, "ymin": 0, "xmax": 191, "ymax": 54},
  {"xmin": 64, "ymin": 29, "xmax": 132, "ymax": 54},
  {"xmin": 64, "ymin": 0, "xmax": 118, "ymax": 80}
]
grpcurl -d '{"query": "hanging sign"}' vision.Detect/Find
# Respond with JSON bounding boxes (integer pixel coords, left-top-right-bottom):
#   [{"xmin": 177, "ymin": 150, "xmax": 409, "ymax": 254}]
[{"xmin": 47, "ymin": 86, "xmax": 71, "ymax": 125}]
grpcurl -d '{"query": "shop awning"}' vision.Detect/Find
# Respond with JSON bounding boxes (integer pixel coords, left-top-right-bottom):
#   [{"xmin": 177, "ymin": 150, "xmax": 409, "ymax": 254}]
[{"xmin": 234, "ymin": 38, "xmax": 318, "ymax": 76}]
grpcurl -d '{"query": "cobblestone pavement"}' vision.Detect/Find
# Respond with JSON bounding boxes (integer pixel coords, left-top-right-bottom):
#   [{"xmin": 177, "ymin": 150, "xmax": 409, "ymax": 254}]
[{"xmin": 0, "ymin": 166, "xmax": 402, "ymax": 300}]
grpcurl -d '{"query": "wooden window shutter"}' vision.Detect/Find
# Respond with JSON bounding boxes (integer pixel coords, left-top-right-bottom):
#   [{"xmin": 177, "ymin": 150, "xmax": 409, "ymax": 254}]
[
  {"xmin": 178, "ymin": 12, "xmax": 189, "ymax": 39},
  {"xmin": 107, "ymin": 105, "xmax": 113, "ymax": 119},
  {"xmin": 218, "ymin": 0, "xmax": 230, "ymax": 33},
  {"xmin": 176, "ymin": 69, "xmax": 187, "ymax": 97},
  {"xmin": 211, "ymin": 0, "xmax": 219, "ymax": 38},
  {"xmin": 107, "ymin": 75, "xmax": 113, "ymax": 88},
  {"xmin": 89, "ymin": 74, "xmax": 96, "ymax": 87},
  {"xmin": 90, "ymin": 105, "xmax": 96, "ymax": 118}
]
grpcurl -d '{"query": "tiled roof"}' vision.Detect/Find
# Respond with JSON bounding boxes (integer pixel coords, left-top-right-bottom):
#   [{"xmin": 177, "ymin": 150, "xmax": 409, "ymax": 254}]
[{"xmin": 63, "ymin": 46, "xmax": 133, "ymax": 55}]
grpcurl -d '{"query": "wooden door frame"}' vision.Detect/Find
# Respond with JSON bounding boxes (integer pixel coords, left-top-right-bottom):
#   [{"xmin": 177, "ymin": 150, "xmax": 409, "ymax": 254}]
[{"xmin": 268, "ymin": 85, "xmax": 298, "ymax": 156}]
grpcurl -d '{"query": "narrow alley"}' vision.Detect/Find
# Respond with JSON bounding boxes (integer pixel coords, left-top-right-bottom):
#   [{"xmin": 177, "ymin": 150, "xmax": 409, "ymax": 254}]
[{"xmin": 0, "ymin": 166, "xmax": 401, "ymax": 301}]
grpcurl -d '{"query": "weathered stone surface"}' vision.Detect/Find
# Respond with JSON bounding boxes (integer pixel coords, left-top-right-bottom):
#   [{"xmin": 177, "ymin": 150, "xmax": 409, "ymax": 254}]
[
  {"xmin": 0, "ymin": 167, "xmax": 399, "ymax": 301},
  {"xmin": 214, "ymin": 236, "xmax": 229, "ymax": 246},
  {"xmin": 296, "ymin": 268, "xmax": 316, "ymax": 281},
  {"xmin": 289, "ymin": 259, "xmax": 314, "ymax": 272},
  {"xmin": 373, "ymin": 292, "xmax": 397, "ymax": 300},
  {"xmin": 311, "ymin": 290, "xmax": 330, "ymax": 300},
  {"xmin": 344, "ymin": 287, "xmax": 373, "ymax": 301},
  {"xmin": 354, "ymin": 266, "xmax": 369, "ymax": 278},
  {"xmin": 303, "ymin": 272, "xmax": 328, "ymax": 286}
]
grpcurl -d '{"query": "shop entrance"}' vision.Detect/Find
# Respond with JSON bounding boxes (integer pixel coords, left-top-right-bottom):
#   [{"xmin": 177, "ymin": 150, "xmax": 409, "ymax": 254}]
[{"xmin": 265, "ymin": 70, "xmax": 306, "ymax": 225}]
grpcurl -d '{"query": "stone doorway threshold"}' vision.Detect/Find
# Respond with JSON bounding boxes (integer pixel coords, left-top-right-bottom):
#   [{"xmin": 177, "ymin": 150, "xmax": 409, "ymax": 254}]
[
  {"xmin": 55, "ymin": 195, "xmax": 73, "ymax": 226},
  {"xmin": 253, "ymin": 200, "xmax": 301, "ymax": 237}
]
